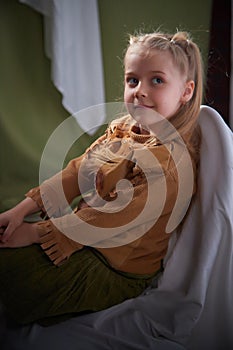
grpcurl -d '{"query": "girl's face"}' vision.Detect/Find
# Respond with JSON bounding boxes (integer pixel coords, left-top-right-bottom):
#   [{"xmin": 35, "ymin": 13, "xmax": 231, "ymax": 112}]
[{"xmin": 124, "ymin": 48, "xmax": 194, "ymax": 125}]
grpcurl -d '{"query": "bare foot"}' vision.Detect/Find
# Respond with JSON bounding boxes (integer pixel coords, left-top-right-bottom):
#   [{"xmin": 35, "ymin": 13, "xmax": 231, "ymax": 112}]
[{"xmin": 0, "ymin": 222, "xmax": 40, "ymax": 248}]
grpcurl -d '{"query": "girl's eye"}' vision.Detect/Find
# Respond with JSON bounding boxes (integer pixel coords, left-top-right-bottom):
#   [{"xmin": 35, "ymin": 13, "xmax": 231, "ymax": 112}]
[
  {"xmin": 152, "ymin": 77, "xmax": 163, "ymax": 85},
  {"xmin": 127, "ymin": 77, "xmax": 138, "ymax": 86}
]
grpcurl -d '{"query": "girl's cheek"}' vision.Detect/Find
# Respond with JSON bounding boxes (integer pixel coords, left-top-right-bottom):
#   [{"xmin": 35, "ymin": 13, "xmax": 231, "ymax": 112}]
[
  {"xmin": 125, "ymin": 88, "xmax": 133, "ymax": 100},
  {"xmin": 124, "ymin": 91, "xmax": 130, "ymax": 102}
]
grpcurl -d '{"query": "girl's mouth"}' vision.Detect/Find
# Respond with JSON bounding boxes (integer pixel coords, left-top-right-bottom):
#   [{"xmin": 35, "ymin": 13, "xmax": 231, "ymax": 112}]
[{"xmin": 134, "ymin": 104, "xmax": 154, "ymax": 109}]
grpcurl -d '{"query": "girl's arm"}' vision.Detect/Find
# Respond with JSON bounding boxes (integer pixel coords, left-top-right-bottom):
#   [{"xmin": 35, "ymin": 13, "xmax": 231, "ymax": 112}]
[
  {"xmin": 0, "ymin": 134, "xmax": 108, "ymax": 244},
  {"xmin": 26, "ymin": 135, "xmax": 108, "ymax": 218}
]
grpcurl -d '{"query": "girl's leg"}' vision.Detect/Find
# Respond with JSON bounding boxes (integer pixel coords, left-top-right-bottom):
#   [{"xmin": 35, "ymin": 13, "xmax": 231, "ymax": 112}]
[{"xmin": 0, "ymin": 245, "xmax": 153, "ymax": 327}]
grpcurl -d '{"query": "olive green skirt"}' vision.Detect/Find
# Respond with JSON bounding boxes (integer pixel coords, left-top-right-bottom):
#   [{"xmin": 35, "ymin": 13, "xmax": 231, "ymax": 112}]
[{"xmin": 0, "ymin": 245, "xmax": 156, "ymax": 326}]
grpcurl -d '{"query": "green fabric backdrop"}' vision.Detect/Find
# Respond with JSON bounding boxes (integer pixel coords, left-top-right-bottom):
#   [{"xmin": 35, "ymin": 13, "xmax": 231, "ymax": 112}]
[{"xmin": 0, "ymin": 0, "xmax": 212, "ymax": 211}]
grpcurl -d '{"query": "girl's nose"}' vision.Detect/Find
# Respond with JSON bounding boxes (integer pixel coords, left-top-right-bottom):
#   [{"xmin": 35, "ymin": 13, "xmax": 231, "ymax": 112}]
[{"xmin": 134, "ymin": 82, "xmax": 148, "ymax": 98}]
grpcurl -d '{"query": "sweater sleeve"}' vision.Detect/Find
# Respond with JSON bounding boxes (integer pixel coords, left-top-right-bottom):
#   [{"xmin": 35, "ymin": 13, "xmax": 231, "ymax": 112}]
[
  {"xmin": 25, "ymin": 133, "xmax": 108, "ymax": 218},
  {"xmin": 25, "ymin": 155, "xmax": 85, "ymax": 218}
]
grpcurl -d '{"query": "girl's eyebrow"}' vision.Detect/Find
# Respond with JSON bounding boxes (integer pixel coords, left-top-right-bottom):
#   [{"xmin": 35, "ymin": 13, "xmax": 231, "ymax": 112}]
[
  {"xmin": 124, "ymin": 70, "xmax": 136, "ymax": 75},
  {"xmin": 151, "ymin": 70, "xmax": 166, "ymax": 75},
  {"xmin": 124, "ymin": 70, "xmax": 167, "ymax": 75}
]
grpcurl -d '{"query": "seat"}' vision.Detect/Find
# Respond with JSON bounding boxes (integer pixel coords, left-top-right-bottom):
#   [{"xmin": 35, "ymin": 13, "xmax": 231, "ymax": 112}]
[
  {"xmin": 1, "ymin": 105, "xmax": 232, "ymax": 350},
  {"xmin": 150, "ymin": 105, "xmax": 233, "ymax": 349}
]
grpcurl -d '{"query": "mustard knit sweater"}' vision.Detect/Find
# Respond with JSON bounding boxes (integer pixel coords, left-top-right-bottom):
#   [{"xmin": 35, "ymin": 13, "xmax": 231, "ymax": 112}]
[{"xmin": 26, "ymin": 115, "xmax": 196, "ymax": 274}]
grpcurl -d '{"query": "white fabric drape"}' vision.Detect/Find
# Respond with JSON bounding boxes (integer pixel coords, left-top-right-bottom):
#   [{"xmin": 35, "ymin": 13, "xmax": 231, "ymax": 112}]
[
  {"xmin": 230, "ymin": 0, "xmax": 233, "ymax": 128},
  {"xmin": 19, "ymin": 0, "xmax": 106, "ymax": 134},
  {"xmin": 1, "ymin": 106, "xmax": 233, "ymax": 350}
]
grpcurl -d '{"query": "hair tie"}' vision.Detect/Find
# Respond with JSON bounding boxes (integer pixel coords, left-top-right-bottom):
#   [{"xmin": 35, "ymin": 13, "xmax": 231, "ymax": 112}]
[{"xmin": 170, "ymin": 38, "xmax": 190, "ymax": 46}]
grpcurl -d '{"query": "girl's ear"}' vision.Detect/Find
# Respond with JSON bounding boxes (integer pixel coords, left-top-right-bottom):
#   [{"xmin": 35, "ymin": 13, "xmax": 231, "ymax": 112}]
[{"xmin": 181, "ymin": 80, "xmax": 195, "ymax": 103}]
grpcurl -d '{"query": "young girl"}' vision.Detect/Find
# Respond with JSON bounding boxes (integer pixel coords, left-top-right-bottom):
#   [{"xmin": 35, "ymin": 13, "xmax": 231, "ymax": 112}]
[{"xmin": 0, "ymin": 30, "xmax": 203, "ymax": 326}]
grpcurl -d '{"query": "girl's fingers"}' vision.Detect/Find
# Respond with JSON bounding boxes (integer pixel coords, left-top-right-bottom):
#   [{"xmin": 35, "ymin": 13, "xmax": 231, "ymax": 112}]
[
  {"xmin": 0, "ymin": 224, "xmax": 14, "ymax": 243},
  {"xmin": 0, "ymin": 226, "xmax": 6, "ymax": 234}
]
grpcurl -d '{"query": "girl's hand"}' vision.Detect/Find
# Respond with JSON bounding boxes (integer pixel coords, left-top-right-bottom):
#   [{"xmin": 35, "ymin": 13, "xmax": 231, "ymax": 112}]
[
  {"xmin": 0, "ymin": 208, "xmax": 24, "ymax": 243},
  {"xmin": 0, "ymin": 222, "xmax": 40, "ymax": 248},
  {"xmin": 0, "ymin": 197, "xmax": 41, "ymax": 243}
]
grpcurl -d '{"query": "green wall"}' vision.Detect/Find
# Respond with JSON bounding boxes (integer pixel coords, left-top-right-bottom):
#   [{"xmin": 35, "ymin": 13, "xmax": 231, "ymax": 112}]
[
  {"xmin": 98, "ymin": 0, "xmax": 212, "ymax": 101},
  {"xmin": 0, "ymin": 0, "xmax": 212, "ymax": 211}
]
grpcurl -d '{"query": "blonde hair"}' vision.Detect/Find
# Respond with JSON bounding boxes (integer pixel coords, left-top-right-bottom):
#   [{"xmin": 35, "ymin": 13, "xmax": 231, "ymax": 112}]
[{"xmin": 124, "ymin": 31, "xmax": 203, "ymax": 163}]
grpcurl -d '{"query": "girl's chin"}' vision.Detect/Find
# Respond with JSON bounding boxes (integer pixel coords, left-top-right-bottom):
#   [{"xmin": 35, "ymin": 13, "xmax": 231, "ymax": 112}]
[{"xmin": 130, "ymin": 107, "xmax": 164, "ymax": 127}]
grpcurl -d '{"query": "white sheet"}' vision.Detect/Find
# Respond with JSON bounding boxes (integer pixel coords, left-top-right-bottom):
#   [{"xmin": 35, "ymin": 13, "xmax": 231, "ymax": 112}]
[
  {"xmin": 1, "ymin": 106, "xmax": 232, "ymax": 350},
  {"xmin": 19, "ymin": 0, "xmax": 106, "ymax": 134},
  {"xmin": 230, "ymin": 0, "xmax": 233, "ymax": 128}
]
